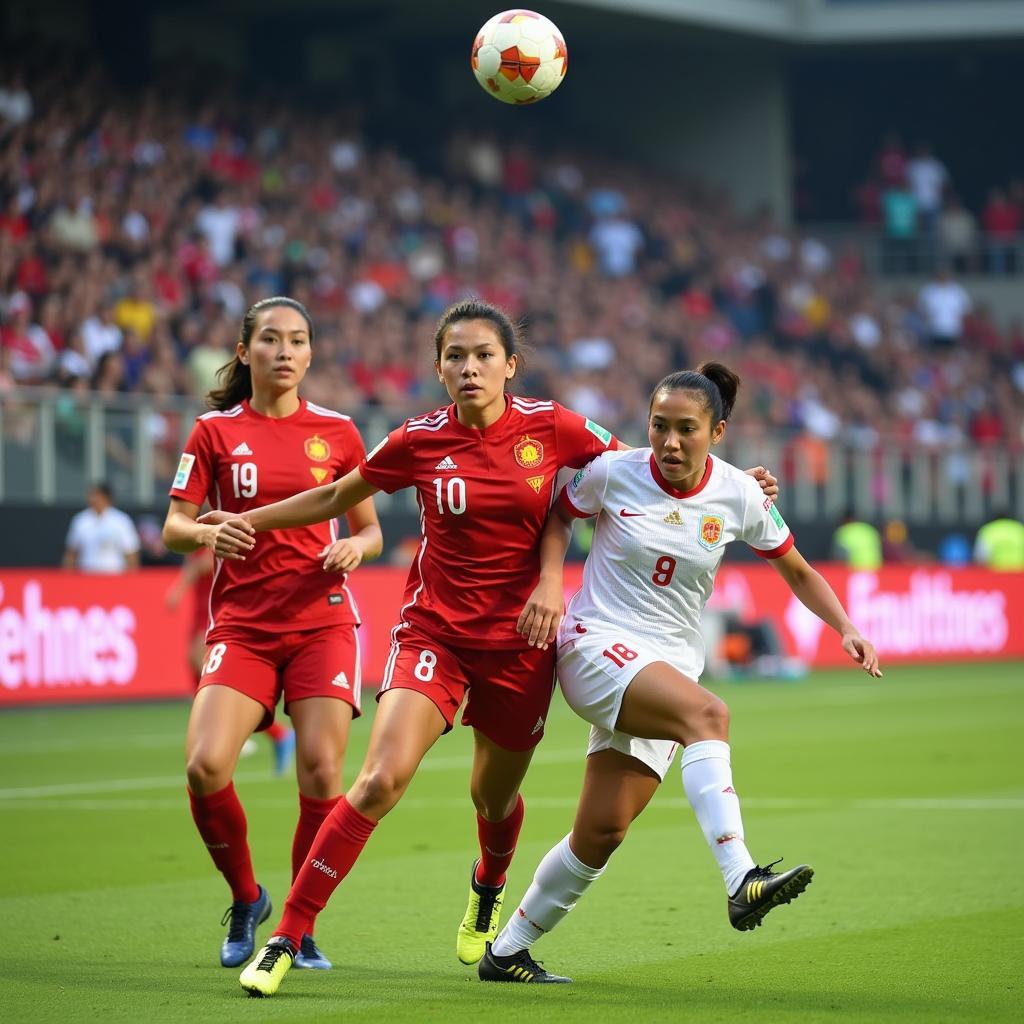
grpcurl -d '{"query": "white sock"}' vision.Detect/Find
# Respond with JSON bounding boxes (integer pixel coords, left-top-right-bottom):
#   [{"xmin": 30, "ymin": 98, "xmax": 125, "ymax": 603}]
[
  {"xmin": 491, "ymin": 834, "xmax": 604, "ymax": 957},
  {"xmin": 680, "ymin": 740, "xmax": 756, "ymax": 895}
]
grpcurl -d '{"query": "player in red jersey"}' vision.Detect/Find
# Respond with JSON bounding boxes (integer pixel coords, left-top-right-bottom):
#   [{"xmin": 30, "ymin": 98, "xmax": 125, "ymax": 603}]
[
  {"xmin": 196, "ymin": 299, "xmax": 778, "ymax": 996},
  {"xmin": 164, "ymin": 548, "xmax": 296, "ymax": 774},
  {"xmin": 161, "ymin": 297, "xmax": 382, "ymax": 972}
]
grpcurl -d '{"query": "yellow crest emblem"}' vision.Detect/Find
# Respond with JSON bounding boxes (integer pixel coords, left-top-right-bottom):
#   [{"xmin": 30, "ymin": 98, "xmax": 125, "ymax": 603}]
[
  {"xmin": 513, "ymin": 435, "xmax": 544, "ymax": 469},
  {"xmin": 310, "ymin": 468, "xmax": 328, "ymax": 484},
  {"xmin": 526, "ymin": 475, "xmax": 545, "ymax": 494},
  {"xmin": 304, "ymin": 435, "xmax": 330, "ymax": 462},
  {"xmin": 698, "ymin": 514, "xmax": 724, "ymax": 550}
]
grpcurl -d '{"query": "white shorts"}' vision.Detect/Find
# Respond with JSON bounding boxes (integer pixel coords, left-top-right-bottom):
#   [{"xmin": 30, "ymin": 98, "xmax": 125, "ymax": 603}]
[{"xmin": 555, "ymin": 618, "xmax": 699, "ymax": 781}]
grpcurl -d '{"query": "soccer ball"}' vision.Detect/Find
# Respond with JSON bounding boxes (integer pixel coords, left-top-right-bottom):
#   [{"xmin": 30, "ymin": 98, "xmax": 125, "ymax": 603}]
[{"xmin": 471, "ymin": 9, "xmax": 568, "ymax": 105}]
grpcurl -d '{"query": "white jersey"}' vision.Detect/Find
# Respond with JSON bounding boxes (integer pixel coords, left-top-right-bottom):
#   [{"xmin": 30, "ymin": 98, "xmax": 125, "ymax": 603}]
[{"xmin": 558, "ymin": 448, "xmax": 793, "ymax": 677}]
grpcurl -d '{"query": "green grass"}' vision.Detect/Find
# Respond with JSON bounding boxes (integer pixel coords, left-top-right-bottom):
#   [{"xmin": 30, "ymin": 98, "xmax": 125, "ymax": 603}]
[{"xmin": 2, "ymin": 662, "xmax": 1022, "ymax": 1023}]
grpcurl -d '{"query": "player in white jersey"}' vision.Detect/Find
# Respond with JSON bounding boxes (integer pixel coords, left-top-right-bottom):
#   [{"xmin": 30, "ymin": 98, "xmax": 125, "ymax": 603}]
[{"xmin": 480, "ymin": 362, "xmax": 882, "ymax": 984}]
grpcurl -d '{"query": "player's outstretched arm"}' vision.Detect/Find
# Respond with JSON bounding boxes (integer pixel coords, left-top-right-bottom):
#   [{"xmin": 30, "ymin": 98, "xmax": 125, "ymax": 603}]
[
  {"xmin": 319, "ymin": 492, "xmax": 384, "ymax": 573},
  {"xmin": 518, "ymin": 501, "xmax": 574, "ymax": 649},
  {"xmin": 770, "ymin": 546, "xmax": 883, "ymax": 677},
  {"xmin": 198, "ymin": 467, "xmax": 380, "ymax": 535}
]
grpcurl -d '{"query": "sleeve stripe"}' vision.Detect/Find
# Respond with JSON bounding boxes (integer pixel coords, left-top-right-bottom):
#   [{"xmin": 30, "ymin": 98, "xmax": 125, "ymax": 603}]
[
  {"xmin": 753, "ymin": 533, "xmax": 795, "ymax": 559},
  {"xmin": 558, "ymin": 487, "xmax": 593, "ymax": 520}
]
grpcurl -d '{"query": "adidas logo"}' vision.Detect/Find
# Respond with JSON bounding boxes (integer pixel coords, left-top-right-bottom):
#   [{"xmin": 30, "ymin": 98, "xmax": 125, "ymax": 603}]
[
  {"xmin": 232, "ymin": 441, "xmax": 253, "ymax": 456},
  {"xmin": 331, "ymin": 671, "xmax": 350, "ymax": 689},
  {"xmin": 531, "ymin": 716, "xmax": 545, "ymax": 735},
  {"xmin": 663, "ymin": 509, "xmax": 684, "ymax": 525},
  {"xmin": 434, "ymin": 455, "xmax": 458, "ymax": 471}
]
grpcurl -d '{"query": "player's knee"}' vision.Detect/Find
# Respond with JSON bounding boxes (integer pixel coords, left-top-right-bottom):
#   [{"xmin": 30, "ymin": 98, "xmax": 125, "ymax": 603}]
[
  {"xmin": 578, "ymin": 819, "xmax": 628, "ymax": 864},
  {"xmin": 687, "ymin": 694, "xmax": 730, "ymax": 740},
  {"xmin": 185, "ymin": 751, "xmax": 230, "ymax": 794},
  {"xmin": 297, "ymin": 755, "xmax": 342, "ymax": 798},
  {"xmin": 470, "ymin": 785, "xmax": 519, "ymax": 822},
  {"xmin": 350, "ymin": 763, "xmax": 409, "ymax": 816}
]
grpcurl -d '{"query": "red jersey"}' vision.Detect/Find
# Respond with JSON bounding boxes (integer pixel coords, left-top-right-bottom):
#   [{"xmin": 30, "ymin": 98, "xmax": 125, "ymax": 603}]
[
  {"xmin": 170, "ymin": 399, "xmax": 366, "ymax": 638},
  {"xmin": 359, "ymin": 395, "xmax": 618, "ymax": 648}
]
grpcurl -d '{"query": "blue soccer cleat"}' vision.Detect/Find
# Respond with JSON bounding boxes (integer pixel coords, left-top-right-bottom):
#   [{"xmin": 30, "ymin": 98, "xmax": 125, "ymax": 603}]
[
  {"xmin": 294, "ymin": 933, "xmax": 332, "ymax": 970},
  {"xmin": 219, "ymin": 885, "xmax": 272, "ymax": 967}
]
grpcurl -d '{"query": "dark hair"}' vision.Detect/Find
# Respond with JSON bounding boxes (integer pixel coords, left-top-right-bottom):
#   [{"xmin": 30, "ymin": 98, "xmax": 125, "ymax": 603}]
[
  {"xmin": 649, "ymin": 361, "xmax": 741, "ymax": 423},
  {"xmin": 89, "ymin": 481, "xmax": 113, "ymax": 501},
  {"xmin": 207, "ymin": 296, "xmax": 314, "ymax": 411},
  {"xmin": 433, "ymin": 299, "xmax": 523, "ymax": 365}
]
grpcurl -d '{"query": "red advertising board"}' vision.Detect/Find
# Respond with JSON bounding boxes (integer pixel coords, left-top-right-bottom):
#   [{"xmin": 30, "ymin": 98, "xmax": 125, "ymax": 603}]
[{"xmin": 1, "ymin": 564, "xmax": 1021, "ymax": 706}]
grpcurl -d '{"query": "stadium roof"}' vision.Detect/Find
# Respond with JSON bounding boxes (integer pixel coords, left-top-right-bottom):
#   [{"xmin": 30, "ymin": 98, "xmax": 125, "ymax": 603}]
[{"xmin": 558, "ymin": 0, "xmax": 1024, "ymax": 43}]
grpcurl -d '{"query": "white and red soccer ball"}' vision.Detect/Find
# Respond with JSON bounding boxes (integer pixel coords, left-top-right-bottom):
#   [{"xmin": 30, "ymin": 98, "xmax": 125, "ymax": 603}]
[{"xmin": 471, "ymin": 9, "xmax": 568, "ymax": 105}]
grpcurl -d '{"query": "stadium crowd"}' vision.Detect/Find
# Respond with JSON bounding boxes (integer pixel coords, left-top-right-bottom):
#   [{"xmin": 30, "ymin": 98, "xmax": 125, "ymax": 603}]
[{"xmin": 1, "ymin": 53, "xmax": 1023, "ymax": 456}]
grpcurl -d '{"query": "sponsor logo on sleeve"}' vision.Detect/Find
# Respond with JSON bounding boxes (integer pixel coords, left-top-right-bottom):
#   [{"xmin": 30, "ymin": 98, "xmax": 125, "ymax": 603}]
[
  {"xmin": 769, "ymin": 504, "xmax": 786, "ymax": 529},
  {"xmin": 698, "ymin": 513, "xmax": 724, "ymax": 550},
  {"xmin": 571, "ymin": 466, "xmax": 587, "ymax": 488},
  {"xmin": 584, "ymin": 418, "xmax": 612, "ymax": 446},
  {"xmin": 304, "ymin": 435, "xmax": 331, "ymax": 462},
  {"xmin": 513, "ymin": 435, "xmax": 544, "ymax": 469},
  {"xmin": 173, "ymin": 453, "xmax": 195, "ymax": 490}
]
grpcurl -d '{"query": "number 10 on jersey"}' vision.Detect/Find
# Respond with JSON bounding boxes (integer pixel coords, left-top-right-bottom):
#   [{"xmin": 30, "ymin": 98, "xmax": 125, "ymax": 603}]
[{"xmin": 433, "ymin": 476, "xmax": 466, "ymax": 515}]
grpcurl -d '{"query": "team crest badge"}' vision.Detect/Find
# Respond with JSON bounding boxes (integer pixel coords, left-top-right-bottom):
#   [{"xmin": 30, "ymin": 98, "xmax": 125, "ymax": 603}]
[
  {"xmin": 526, "ymin": 475, "xmax": 545, "ymax": 494},
  {"xmin": 304, "ymin": 435, "xmax": 330, "ymax": 462},
  {"xmin": 698, "ymin": 514, "xmax": 724, "ymax": 550},
  {"xmin": 513, "ymin": 435, "xmax": 544, "ymax": 469},
  {"xmin": 310, "ymin": 468, "xmax": 328, "ymax": 484}
]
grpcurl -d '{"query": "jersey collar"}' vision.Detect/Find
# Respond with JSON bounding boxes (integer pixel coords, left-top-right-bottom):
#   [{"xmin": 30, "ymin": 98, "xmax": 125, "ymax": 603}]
[
  {"xmin": 446, "ymin": 393, "xmax": 513, "ymax": 437},
  {"xmin": 649, "ymin": 453, "xmax": 713, "ymax": 498}
]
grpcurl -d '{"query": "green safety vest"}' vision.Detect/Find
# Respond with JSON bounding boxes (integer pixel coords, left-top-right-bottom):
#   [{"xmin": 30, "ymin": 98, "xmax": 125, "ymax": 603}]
[{"xmin": 833, "ymin": 521, "xmax": 882, "ymax": 570}]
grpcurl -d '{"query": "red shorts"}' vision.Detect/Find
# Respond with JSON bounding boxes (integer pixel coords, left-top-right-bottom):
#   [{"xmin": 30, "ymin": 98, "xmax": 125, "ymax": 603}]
[
  {"xmin": 378, "ymin": 624, "xmax": 556, "ymax": 751},
  {"xmin": 198, "ymin": 625, "xmax": 361, "ymax": 729}
]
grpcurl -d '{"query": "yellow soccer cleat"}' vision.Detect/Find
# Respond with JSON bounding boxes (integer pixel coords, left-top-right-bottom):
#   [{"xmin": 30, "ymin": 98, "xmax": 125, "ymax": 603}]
[
  {"xmin": 239, "ymin": 937, "xmax": 295, "ymax": 998},
  {"xmin": 456, "ymin": 859, "xmax": 506, "ymax": 965}
]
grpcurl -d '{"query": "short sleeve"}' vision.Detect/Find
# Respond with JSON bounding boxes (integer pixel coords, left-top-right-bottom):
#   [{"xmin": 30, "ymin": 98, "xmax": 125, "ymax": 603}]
[
  {"xmin": 337, "ymin": 420, "xmax": 367, "ymax": 478},
  {"xmin": 552, "ymin": 403, "xmax": 620, "ymax": 469},
  {"xmin": 557, "ymin": 453, "xmax": 611, "ymax": 520},
  {"xmin": 742, "ymin": 481, "xmax": 794, "ymax": 559},
  {"xmin": 169, "ymin": 419, "xmax": 214, "ymax": 504},
  {"xmin": 358, "ymin": 424, "xmax": 412, "ymax": 494}
]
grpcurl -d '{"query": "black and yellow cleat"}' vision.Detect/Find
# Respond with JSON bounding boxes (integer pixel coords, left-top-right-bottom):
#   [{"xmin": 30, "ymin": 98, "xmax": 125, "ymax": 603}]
[
  {"xmin": 728, "ymin": 860, "xmax": 814, "ymax": 931},
  {"xmin": 239, "ymin": 937, "xmax": 296, "ymax": 997},
  {"xmin": 478, "ymin": 942, "xmax": 572, "ymax": 984},
  {"xmin": 456, "ymin": 859, "xmax": 505, "ymax": 965}
]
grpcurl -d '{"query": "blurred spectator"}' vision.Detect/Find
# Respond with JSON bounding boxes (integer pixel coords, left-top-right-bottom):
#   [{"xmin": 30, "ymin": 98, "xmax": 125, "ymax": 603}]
[
  {"xmin": 881, "ymin": 177, "xmax": 917, "ymax": 272},
  {"xmin": 905, "ymin": 143, "xmax": 948, "ymax": 236},
  {"xmin": 832, "ymin": 510, "xmax": 882, "ymax": 570},
  {"xmin": 981, "ymin": 188, "xmax": 1020, "ymax": 274},
  {"xmin": 938, "ymin": 196, "xmax": 978, "ymax": 273},
  {"xmin": 919, "ymin": 270, "xmax": 971, "ymax": 350},
  {"xmin": 63, "ymin": 481, "xmax": 140, "ymax": 573},
  {"xmin": 973, "ymin": 508, "xmax": 1024, "ymax": 572}
]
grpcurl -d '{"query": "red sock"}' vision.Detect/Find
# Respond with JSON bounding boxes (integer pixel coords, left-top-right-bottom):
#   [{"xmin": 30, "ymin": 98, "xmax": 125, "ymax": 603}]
[
  {"xmin": 187, "ymin": 783, "xmax": 260, "ymax": 904},
  {"xmin": 265, "ymin": 721, "xmax": 289, "ymax": 742},
  {"xmin": 274, "ymin": 796, "xmax": 376, "ymax": 947},
  {"xmin": 475, "ymin": 793, "xmax": 525, "ymax": 887},
  {"xmin": 292, "ymin": 793, "xmax": 341, "ymax": 881}
]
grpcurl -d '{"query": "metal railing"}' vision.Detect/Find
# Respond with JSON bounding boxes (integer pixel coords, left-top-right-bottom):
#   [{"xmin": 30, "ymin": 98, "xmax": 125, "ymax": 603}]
[{"xmin": 1, "ymin": 388, "xmax": 1021, "ymax": 523}]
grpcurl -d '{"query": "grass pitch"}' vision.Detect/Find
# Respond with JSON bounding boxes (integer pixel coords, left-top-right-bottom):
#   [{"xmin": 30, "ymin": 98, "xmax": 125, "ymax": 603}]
[{"xmin": 2, "ymin": 661, "xmax": 1021, "ymax": 1023}]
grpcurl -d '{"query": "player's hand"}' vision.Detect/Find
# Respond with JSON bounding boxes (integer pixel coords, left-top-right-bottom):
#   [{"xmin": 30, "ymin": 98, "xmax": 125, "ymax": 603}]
[
  {"xmin": 320, "ymin": 539, "xmax": 365, "ymax": 574},
  {"xmin": 841, "ymin": 631, "xmax": 883, "ymax": 678},
  {"xmin": 196, "ymin": 513, "xmax": 255, "ymax": 561},
  {"xmin": 517, "ymin": 577, "xmax": 564, "ymax": 649},
  {"xmin": 745, "ymin": 465, "xmax": 779, "ymax": 500}
]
